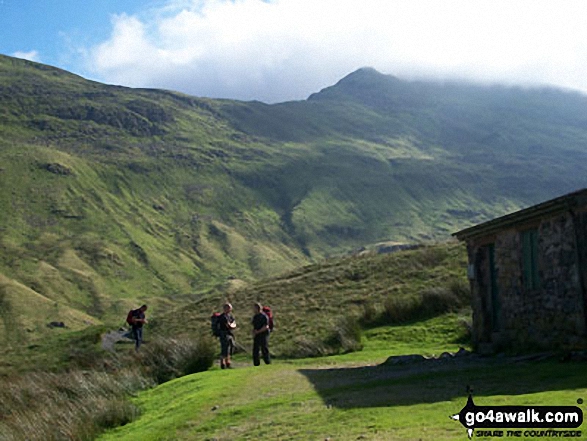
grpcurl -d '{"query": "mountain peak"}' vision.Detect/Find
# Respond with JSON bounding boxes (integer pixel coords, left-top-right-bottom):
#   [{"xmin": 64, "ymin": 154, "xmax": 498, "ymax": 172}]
[
  {"xmin": 307, "ymin": 67, "xmax": 417, "ymax": 109},
  {"xmin": 309, "ymin": 67, "xmax": 398, "ymax": 100},
  {"xmin": 339, "ymin": 67, "xmax": 394, "ymax": 81}
]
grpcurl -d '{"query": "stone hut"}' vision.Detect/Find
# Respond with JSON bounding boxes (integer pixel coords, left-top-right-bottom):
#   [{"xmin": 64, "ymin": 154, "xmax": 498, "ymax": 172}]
[{"xmin": 453, "ymin": 189, "xmax": 587, "ymax": 352}]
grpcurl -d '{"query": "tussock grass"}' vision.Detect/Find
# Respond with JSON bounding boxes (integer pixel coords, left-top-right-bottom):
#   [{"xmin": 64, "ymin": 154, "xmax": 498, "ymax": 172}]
[
  {"xmin": 325, "ymin": 315, "xmax": 363, "ymax": 353},
  {"xmin": 95, "ymin": 318, "xmax": 587, "ymax": 441},
  {"xmin": 137, "ymin": 336, "xmax": 217, "ymax": 384},
  {"xmin": 0, "ymin": 370, "xmax": 144, "ymax": 441},
  {"xmin": 370, "ymin": 277, "xmax": 470, "ymax": 326},
  {"xmin": 0, "ymin": 335, "xmax": 215, "ymax": 441},
  {"xmin": 3, "ymin": 54, "xmax": 587, "ymax": 361},
  {"xmin": 0, "ymin": 242, "xmax": 468, "ymax": 439},
  {"xmin": 280, "ymin": 315, "xmax": 363, "ymax": 359},
  {"xmin": 153, "ymin": 242, "xmax": 469, "ymax": 358}
]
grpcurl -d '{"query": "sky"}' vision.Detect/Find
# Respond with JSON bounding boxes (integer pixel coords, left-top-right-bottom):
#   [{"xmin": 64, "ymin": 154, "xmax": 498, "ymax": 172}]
[{"xmin": 1, "ymin": 0, "xmax": 587, "ymax": 103}]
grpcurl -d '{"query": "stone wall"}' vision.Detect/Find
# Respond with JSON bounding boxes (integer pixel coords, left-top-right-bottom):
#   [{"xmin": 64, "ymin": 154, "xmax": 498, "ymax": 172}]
[
  {"xmin": 469, "ymin": 210, "xmax": 586, "ymax": 351},
  {"xmin": 575, "ymin": 209, "xmax": 587, "ymax": 331}
]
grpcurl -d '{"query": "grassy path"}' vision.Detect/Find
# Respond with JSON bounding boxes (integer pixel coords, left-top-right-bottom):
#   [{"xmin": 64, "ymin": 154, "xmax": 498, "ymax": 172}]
[{"xmin": 98, "ymin": 317, "xmax": 587, "ymax": 440}]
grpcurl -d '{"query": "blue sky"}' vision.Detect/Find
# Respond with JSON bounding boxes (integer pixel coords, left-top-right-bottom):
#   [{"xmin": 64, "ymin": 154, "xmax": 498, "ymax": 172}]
[
  {"xmin": 2, "ymin": 0, "xmax": 587, "ymax": 103},
  {"xmin": 0, "ymin": 0, "xmax": 159, "ymax": 73}
]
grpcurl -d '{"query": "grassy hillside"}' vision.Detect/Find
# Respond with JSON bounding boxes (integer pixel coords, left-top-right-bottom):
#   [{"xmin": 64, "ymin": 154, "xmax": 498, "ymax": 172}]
[
  {"xmin": 220, "ymin": 68, "xmax": 587, "ymax": 248},
  {"xmin": 0, "ymin": 241, "xmax": 474, "ymax": 441},
  {"xmin": 2, "ymin": 54, "xmax": 587, "ymax": 344},
  {"xmin": 151, "ymin": 242, "xmax": 469, "ymax": 358},
  {"xmin": 2, "ymin": 242, "xmax": 586, "ymax": 441},
  {"xmin": 96, "ymin": 350, "xmax": 587, "ymax": 441},
  {"xmin": 92, "ymin": 244, "xmax": 585, "ymax": 441},
  {"xmin": 0, "ymin": 54, "xmax": 313, "ymax": 340},
  {"xmin": 0, "ymin": 242, "xmax": 468, "ymax": 375}
]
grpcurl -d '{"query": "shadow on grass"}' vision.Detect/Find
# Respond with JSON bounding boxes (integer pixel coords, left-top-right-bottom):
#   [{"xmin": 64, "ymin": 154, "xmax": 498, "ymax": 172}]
[{"xmin": 299, "ymin": 357, "xmax": 587, "ymax": 409}]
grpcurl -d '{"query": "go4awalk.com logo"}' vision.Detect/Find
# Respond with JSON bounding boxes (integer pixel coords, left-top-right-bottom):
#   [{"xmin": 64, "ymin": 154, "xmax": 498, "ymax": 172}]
[{"xmin": 451, "ymin": 394, "xmax": 583, "ymax": 439}]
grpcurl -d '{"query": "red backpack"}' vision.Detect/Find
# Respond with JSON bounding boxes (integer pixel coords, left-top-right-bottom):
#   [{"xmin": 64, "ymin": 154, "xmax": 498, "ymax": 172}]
[
  {"xmin": 262, "ymin": 306, "xmax": 274, "ymax": 331},
  {"xmin": 126, "ymin": 309, "xmax": 135, "ymax": 326},
  {"xmin": 211, "ymin": 312, "xmax": 222, "ymax": 337}
]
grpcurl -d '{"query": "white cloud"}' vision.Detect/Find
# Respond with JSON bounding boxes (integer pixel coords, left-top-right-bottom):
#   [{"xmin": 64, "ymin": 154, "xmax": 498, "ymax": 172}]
[
  {"xmin": 86, "ymin": 0, "xmax": 587, "ymax": 102},
  {"xmin": 13, "ymin": 50, "xmax": 41, "ymax": 63}
]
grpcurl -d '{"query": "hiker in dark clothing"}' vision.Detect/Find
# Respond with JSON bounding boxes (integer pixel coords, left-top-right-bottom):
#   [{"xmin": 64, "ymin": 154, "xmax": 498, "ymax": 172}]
[
  {"xmin": 130, "ymin": 304, "xmax": 148, "ymax": 351},
  {"xmin": 218, "ymin": 303, "xmax": 236, "ymax": 369},
  {"xmin": 251, "ymin": 302, "xmax": 271, "ymax": 366}
]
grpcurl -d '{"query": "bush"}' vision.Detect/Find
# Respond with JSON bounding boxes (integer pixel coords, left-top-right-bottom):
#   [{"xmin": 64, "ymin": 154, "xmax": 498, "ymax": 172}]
[
  {"xmin": 382, "ymin": 295, "xmax": 421, "ymax": 324},
  {"xmin": 361, "ymin": 301, "xmax": 379, "ymax": 324},
  {"xmin": 414, "ymin": 245, "xmax": 449, "ymax": 268},
  {"xmin": 0, "ymin": 370, "xmax": 142, "ymax": 441},
  {"xmin": 178, "ymin": 336, "xmax": 217, "ymax": 376},
  {"xmin": 420, "ymin": 286, "xmax": 460, "ymax": 316},
  {"xmin": 324, "ymin": 316, "xmax": 363, "ymax": 354},
  {"xmin": 363, "ymin": 277, "xmax": 471, "ymax": 326},
  {"xmin": 448, "ymin": 278, "xmax": 471, "ymax": 306},
  {"xmin": 281, "ymin": 336, "xmax": 327, "ymax": 359},
  {"xmin": 0, "ymin": 333, "xmax": 216, "ymax": 440},
  {"xmin": 92, "ymin": 398, "xmax": 139, "ymax": 431},
  {"xmin": 0, "ymin": 334, "xmax": 217, "ymax": 441},
  {"xmin": 137, "ymin": 336, "xmax": 215, "ymax": 384}
]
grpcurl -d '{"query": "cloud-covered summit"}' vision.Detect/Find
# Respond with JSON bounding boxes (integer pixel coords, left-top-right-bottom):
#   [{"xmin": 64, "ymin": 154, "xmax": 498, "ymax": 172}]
[{"xmin": 86, "ymin": 0, "xmax": 587, "ymax": 103}]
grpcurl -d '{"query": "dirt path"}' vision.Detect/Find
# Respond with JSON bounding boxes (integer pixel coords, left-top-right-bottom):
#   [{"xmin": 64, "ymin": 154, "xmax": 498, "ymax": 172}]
[{"xmin": 101, "ymin": 329, "xmax": 132, "ymax": 352}]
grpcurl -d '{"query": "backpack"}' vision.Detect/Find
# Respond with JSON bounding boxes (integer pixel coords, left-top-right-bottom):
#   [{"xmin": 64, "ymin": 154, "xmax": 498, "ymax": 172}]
[
  {"xmin": 126, "ymin": 309, "xmax": 135, "ymax": 326},
  {"xmin": 211, "ymin": 312, "xmax": 222, "ymax": 337},
  {"xmin": 262, "ymin": 306, "xmax": 274, "ymax": 331}
]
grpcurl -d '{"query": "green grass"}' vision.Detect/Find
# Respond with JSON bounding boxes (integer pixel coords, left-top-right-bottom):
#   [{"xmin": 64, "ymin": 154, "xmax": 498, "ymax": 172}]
[
  {"xmin": 0, "ymin": 334, "xmax": 216, "ymax": 440},
  {"xmin": 94, "ymin": 242, "xmax": 584, "ymax": 441},
  {"xmin": 3, "ymin": 54, "xmax": 587, "ymax": 347},
  {"xmin": 0, "ymin": 241, "xmax": 585, "ymax": 441},
  {"xmin": 3, "ymin": 54, "xmax": 587, "ymax": 439},
  {"xmin": 149, "ymin": 242, "xmax": 469, "ymax": 357},
  {"xmin": 0, "ymin": 325, "xmax": 107, "ymax": 374},
  {"xmin": 0, "ymin": 241, "xmax": 467, "ymax": 377},
  {"xmin": 97, "ymin": 316, "xmax": 587, "ymax": 441}
]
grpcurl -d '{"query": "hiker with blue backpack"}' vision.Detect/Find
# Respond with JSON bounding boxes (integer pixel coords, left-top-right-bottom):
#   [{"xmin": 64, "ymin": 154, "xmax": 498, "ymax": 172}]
[{"xmin": 251, "ymin": 303, "xmax": 273, "ymax": 366}]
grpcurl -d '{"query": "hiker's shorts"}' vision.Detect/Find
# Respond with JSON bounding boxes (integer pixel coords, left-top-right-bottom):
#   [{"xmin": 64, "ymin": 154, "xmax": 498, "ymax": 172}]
[{"xmin": 219, "ymin": 333, "xmax": 235, "ymax": 357}]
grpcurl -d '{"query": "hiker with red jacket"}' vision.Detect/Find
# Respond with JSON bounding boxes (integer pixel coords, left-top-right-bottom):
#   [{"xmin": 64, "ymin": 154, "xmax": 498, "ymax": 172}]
[
  {"xmin": 251, "ymin": 302, "xmax": 271, "ymax": 366},
  {"xmin": 129, "ymin": 304, "xmax": 148, "ymax": 351},
  {"xmin": 218, "ymin": 303, "xmax": 237, "ymax": 369}
]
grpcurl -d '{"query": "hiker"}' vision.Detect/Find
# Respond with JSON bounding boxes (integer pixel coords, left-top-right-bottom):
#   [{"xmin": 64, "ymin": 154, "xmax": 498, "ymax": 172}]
[
  {"xmin": 218, "ymin": 302, "xmax": 237, "ymax": 369},
  {"xmin": 251, "ymin": 302, "xmax": 271, "ymax": 366},
  {"xmin": 129, "ymin": 304, "xmax": 148, "ymax": 351}
]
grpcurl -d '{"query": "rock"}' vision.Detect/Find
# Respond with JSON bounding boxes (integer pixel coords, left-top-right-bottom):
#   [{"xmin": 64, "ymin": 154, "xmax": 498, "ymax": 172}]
[
  {"xmin": 383, "ymin": 348, "xmax": 472, "ymax": 366},
  {"xmin": 439, "ymin": 352, "xmax": 454, "ymax": 359},
  {"xmin": 43, "ymin": 163, "xmax": 73, "ymax": 175},
  {"xmin": 383, "ymin": 354, "xmax": 426, "ymax": 365}
]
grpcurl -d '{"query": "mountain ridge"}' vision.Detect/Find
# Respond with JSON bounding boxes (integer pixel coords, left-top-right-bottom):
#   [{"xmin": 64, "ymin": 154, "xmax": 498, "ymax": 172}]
[{"xmin": 2, "ymin": 54, "xmax": 587, "ymax": 343}]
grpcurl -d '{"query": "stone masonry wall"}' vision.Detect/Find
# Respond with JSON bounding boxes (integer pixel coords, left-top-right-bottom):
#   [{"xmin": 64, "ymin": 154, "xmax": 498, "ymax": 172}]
[{"xmin": 470, "ymin": 211, "xmax": 586, "ymax": 350}]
